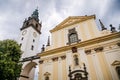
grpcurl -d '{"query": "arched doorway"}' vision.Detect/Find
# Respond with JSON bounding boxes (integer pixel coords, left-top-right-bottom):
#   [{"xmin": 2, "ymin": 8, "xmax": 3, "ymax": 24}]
[{"xmin": 19, "ymin": 62, "xmax": 37, "ymax": 80}]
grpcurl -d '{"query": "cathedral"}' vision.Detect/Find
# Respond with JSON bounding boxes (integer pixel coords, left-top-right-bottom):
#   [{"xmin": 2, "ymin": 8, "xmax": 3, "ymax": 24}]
[{"xmin": 19, "ymin": 9, "xmax": 120, "ymax": 80}]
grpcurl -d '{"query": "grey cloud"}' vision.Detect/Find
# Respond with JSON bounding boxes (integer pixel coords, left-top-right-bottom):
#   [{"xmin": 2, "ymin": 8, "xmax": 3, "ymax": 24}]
[
  {"xmin": 0, "ymin": 0, "xmax": 120, "ymax": 48},
  {"xmin": 99, "ymin": 0, "xmax": 120, "ymax": 30}
]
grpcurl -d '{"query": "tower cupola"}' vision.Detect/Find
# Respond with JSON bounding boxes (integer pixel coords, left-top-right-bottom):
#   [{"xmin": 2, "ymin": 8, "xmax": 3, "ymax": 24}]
[
  {"xmin": 20, "ymin": 8, "xmax": 42, "ymax": 34},
  {"xmin": 31, "ymin": 9, "xmax": 39, "ymax": 22}
]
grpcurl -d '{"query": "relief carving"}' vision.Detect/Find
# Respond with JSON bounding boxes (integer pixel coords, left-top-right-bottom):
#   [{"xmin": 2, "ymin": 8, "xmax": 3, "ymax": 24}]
[
  {"xmin": 39, "ymin": 60, "xmax": 44, "ymax": 64},
  {"xmin": 52, "ymin": 57, "xmax": 58, "ymax": 61},
  {"xmin": 94, "ymin": 47, "xmax": 103, "ymax": 52},
  {"xmin": 72, "ymin": 47, "xmax": 77, "ymax": 53},
  {"xmin": 85, "ymin": 49, "xmax": 91, "ymax": 55},
  {"xmin": 60, "ymin": 55, "xmax": 66, "ymax": 60}
]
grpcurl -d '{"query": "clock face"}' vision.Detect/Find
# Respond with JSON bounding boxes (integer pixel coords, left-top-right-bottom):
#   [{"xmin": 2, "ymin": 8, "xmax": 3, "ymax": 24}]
[
  {"xmin": 33, "ymin": 32, "xmax": 37, "ymax": 37},
  {"xmin": 22, "ymin": 30, "xmax": 27, "ymax": 35}
]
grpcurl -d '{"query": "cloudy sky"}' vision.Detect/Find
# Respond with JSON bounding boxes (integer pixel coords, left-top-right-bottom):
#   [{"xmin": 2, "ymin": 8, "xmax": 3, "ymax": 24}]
[{"xmin": 0, "ymin": 0, "xmax": 120, "ymax": 49}]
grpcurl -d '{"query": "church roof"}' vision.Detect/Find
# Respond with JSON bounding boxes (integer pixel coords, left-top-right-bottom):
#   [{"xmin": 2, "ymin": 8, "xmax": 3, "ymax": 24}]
[{"xmin": 50, "ymin": 15, "xmax": 96, "ymax": 33}]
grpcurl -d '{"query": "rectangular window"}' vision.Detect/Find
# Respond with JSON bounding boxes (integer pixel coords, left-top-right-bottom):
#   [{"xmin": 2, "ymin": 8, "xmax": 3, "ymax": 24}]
[
  {"xmin": 21, "ymin": 37, "xmax": 24, "ymax": 40},
  {"xmin": 31, "ymin": 45, "xmax": 34, "ymax": 50}
]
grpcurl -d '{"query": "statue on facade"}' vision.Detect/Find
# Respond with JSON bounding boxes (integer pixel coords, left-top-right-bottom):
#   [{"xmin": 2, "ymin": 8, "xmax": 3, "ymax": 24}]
[
  {"xmin": 74, "ymin": 55, "xmax": 79, "ymax": 65},
  {"xmin": 110, "ymin": 24, "xmax": 117, "ymax": 33}
]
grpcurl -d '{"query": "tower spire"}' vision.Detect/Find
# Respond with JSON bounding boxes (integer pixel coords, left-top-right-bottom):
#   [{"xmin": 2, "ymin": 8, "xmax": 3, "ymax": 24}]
[
  {"xmin": 31, "ymin": 8, "xmax": 39, "ymax": 22},
  {"xmin": 21, "ymin": 8, "xmax": 42, "ymax": 34},
  {"xmin": 99, "ymin": 19, "xmax": 107, "ymax": 31}
]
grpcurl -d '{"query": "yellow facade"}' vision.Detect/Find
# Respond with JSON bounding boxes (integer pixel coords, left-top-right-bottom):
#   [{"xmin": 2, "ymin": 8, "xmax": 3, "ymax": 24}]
[{"xmin": 38, "ymin": 15, "xmax": 120, "ymax": 80}]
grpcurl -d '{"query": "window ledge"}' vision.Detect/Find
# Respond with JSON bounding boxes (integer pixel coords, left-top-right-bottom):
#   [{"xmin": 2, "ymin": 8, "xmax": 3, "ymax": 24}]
[{"xmin": 66, "ymin": 39, "xmax": 81, "ymax": 45}]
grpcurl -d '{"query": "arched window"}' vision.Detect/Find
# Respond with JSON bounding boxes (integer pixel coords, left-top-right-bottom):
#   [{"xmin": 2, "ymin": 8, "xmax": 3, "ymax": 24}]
[
  {"xmin": 74, "ymin": 55, "xmax": 79, "ymax": 66},
  {"xmin": 69, "ymin": 33, "xmax": 78, "ymax": 43},
  {"xmin": 45, "ymin": 76, "xmax": 49, "ymax": 80},
  {"xmin": 116, "ymin": 66, "xmax": 120, "ymax": 79},
  {"xmin": 44, "ymin": 72, "xmax": 50, "ymax": 80}
]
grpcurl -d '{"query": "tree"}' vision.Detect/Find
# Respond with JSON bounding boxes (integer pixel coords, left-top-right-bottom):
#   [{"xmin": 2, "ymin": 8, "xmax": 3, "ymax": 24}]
[{"xmin": 0, "ymin": 39, "xmax": 22, "ymax": 80}]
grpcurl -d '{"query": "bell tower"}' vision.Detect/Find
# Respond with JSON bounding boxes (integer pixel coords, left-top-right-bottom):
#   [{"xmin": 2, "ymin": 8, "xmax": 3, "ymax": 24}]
[{"xmin": 19, "ymin": 8, "xmax": 41, "ymax": 59}]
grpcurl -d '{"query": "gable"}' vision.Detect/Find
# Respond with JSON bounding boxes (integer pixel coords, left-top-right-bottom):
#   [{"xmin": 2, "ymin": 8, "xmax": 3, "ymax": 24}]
[{"xmin": 50, "ymin": 15, "xmax": 96, "ymax": 33}]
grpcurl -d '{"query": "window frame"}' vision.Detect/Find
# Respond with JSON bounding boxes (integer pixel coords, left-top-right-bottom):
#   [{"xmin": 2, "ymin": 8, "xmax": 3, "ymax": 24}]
[
  {"xmin": 67, "ymin": 28, "xmax": 80, "ymax": 45},
  {"xmin": 69, "ymin": 33, "xmax": 78, "ymax": 43}
]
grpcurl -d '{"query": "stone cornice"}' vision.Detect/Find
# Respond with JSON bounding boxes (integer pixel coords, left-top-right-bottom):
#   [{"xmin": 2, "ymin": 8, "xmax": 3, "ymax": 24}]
[
  {"xmin": 20, "ymin": 75, "xmax": 29, "ymax": 78},
  {"xmin": 38, "ymin": 32, "xmax": 120, "ymax": 57},
  {"xmin": 20, "ymin": 25, "xmax": 41, "ymax": 34},
  {"xmin": 50, "ymin": 15, "xmax": 95, "ymax": 33}
]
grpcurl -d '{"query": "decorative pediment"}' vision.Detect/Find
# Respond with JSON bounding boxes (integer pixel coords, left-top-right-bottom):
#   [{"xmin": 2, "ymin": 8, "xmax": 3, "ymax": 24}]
[
  {"xmin": 44, "ymin": 72, "xmax": 51, "ymax": 76},
  {"xmin": 50, "ymin": 15, "xmax": 95, "ymax": 32},
  {"xmin": 112, "ymin": 60, "xmax": 120, "ymax": 66},
  {"xmin": 59, "ymin": 17, "xmax": 80, "ymax": 27}
]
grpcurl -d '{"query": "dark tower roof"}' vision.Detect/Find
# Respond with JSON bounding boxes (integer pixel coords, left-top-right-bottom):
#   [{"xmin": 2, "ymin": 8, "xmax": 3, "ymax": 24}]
[{"xmin": 20, "ymin": 9, "xmax": 42, "ymax": 34}]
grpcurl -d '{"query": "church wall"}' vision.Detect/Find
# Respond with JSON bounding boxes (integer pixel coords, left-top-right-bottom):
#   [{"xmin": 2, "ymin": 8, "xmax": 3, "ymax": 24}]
[
  {"xmin": 91, "ymin": 52, "xmax": 104, "ymax": 80},
  {"xmin": 53, "ymin": 60, "xmax": 58, "ymax": 80},
  {"xmin": 19, "ymin": 28, "xmax": 31, "ymax": 58},
  {"xmin": 83, "ymin": 38, "xmax": 120, "ymax": 80},
  {"xmin": 66, "ymin": 50, "xmax": 72, "ymax": 80},
  {"xmin": 50, "ymin": 18, "xmax": 100, "ymax": 50},
  {"xmin": 38, "ymin": 16, "xmax": 120, "ymax": 80},
  {"xmin": 39, "ymin": 41, "xmax": 120, "ymax": 80},
  {"xmin": 88, "ymin": 18, "xmax": 100, "ymax": 38},
  {"xmin": 104, "ymin": 48, "xmax": 120, "ymax": 80},
  {"xmin": 62, "ymin": 57, "xmax": 67, "ymax": 80},
  {"xmin": 58, "ymin": 58, "xmax": 63, "ymax": 80},
  {"xmin": 97, "ymin": 52, "xmax": 112, "ymax": 80},
  {"xmin": 39, "ymin": 52, "xmax": 66, "ymax": 80},
  {"xmin": 86, "ymin": 54, "xmax": 98, "ymax": 80}
]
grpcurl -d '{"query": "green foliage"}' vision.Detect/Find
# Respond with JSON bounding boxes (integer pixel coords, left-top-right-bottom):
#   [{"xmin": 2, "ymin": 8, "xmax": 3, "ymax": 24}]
[{"xmin": 0, "ymin": 39, "xmax": 22, "ymax": 80}]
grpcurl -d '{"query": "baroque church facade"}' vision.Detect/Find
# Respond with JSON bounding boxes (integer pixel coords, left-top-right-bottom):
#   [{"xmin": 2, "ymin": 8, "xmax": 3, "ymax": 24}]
[{"xmin": 19, "ymin": 9, "xmax": 120, "ymax": 80}]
